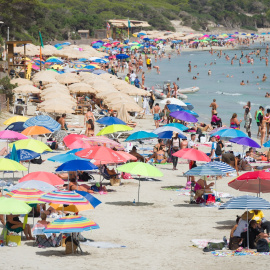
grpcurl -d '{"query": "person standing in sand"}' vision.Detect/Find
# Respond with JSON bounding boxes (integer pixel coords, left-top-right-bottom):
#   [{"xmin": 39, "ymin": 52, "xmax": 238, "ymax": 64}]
[
  {"xmin": 153, "ymin": 103, "xmax": 161, "ymax": 128},
  {"xmin": 209, "ymin": 99, "xmax": 218, "ymax": 116},
  {"xmin": 85, "ymin": 108, "xmax": 95, "ymax": 137}
]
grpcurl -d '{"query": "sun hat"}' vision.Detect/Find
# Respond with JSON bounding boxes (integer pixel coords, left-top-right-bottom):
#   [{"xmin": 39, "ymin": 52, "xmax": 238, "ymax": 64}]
[
  {"xmin": 215, "ymin": 135, "xmax": 220, "ymax": 139},
  {"xmin": 241, "ymin": 211, "xmax": 254, "ymax": 220},
  {"xmin": 172, "ymin": 131, "xmax": 178, "ymax": 138}
]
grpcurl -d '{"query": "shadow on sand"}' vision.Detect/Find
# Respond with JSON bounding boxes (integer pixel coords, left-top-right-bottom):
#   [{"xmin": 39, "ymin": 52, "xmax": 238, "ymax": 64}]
[{"xmin": 105, "ymin": 201, "xmax": 154, "ymax": 207}]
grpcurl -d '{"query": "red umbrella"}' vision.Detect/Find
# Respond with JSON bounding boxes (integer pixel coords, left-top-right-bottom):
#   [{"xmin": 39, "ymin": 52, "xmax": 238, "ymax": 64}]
[
  {"xmin": 172, "ymin": 148, "xmax": 210, "ymax": 162},
  {"xmin": 66, "ymin": 139, "xmax": 90, "ymax": 149},
  {"xmin": 116, "ymin": 151, "xmax": 137, "ymax": 161},
  {"xmin": 63, "ymin": 134, "xmax": 88, "ymax": 148},
  {"xmin": 19, "ymin": 171, "xmax": 64, "ymax": 186},
  {"xmin": 75, "ymin": 146, "xmax": 127, "ymax": 164},
  {"xmin": 228, "ymin": 170, "xmax": 270, "ymax": 194}
]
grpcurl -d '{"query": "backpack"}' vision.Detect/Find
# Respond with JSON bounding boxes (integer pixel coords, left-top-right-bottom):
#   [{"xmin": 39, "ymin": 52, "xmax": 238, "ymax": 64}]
[
  {"xmin": 215, "ymin": 142, "xmax": 222, "ymax": 156},
  {"xmin": 257, "ymin": 239, "xmax": 269, "ymax": 252}
]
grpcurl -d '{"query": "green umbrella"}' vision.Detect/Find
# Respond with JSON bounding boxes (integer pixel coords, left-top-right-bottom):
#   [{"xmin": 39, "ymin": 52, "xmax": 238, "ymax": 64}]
[
  {"xmin": 0, "ymin": 197, "xmax": 32, "ymax": 214},
  {"xmin": 96, "ymin": 124, "xmax": 133, "ymax": 137},
  {"xmin": 117, "ymin": 162, "xmax": 163, "ymax": 203},
  {"xmin": 0, "ymin": 158, "xmax": 27, "ymax": 171}
]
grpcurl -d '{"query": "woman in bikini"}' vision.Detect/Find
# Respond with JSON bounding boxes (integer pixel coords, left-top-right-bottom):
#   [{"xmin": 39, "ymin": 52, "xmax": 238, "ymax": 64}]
[
  {"xmin": 261, "ymin": 113, "xmax": 270, "ymax": 146},
  {"xmin": 85, "ymin": 108, "xmax": 95, "ymax": 137}
]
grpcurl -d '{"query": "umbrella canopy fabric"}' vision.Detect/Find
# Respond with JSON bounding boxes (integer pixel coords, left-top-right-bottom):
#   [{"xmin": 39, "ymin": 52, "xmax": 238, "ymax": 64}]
[
  {"xmin": 125, "ymin": 131, "xmax": 158, "ymax": 141},
  {"xmin": 55, "ymin": 160, "xmax": 98, "ymax": 172},
  {"xmin": 229, "ymin": 137, "xmax": 261, "ymax": 148},
  {"xmin": 48, "ymin": 153, "xmax": 86, "ymax": 163},
  {"xmin": 184, "ymin": 164, "xmax": 225, "ymax": 176},
  {"xmin": 5, "ymin": 122, "xmax": 25, "ymax": 132},
  {"xmin": 9, "ymin": 180, "xmax": 56, "ymax": 192},
  {"xmin": 116, "ymin": 151, "xmax": 137, "ymax": 161},
  {"xmin": 63, "ymin": 134, "xmax": 88, "ymax": 148},
  {"xmin": 0, "ymin": 158, "xmax": 27, "ymax": 171},
  {"xmin": 0, "ymin": 130, "xmax": 27, "ymax": 141},
  {"xmin": 160, "ymin": 98, "xmax": 187, "ymax": 107},
  {"xmin": 76, "ymin": 146, "xmax": 127, "ymax": 164},
  {"xmin": 173, "ymin": 148, "xmax": 210, "ymax": 162},
  {"xmin": 19, "ymin": 171, "xmax": 64, "ymax": 186},
  {"xmin": 23, "ymin": 115, "xmax": 60, "ymax": 132},
  {"xmin": 158, "ymin": 131, "xmax": 187, "ymax": 139},
  {"xmin": 207, "ymin": 161, "xmax": 236, "ymax": 173},
  {"xmin": 153, "ymin": 126, "xmax": 185, "ymax": 135},
  {"xmin": 84, "ymin": 136, "xmax": 123, "ymax": 148},
  {"xmin": 21, "ymin": 126, "xmax": 52, "ymax": 136},
  {"xmin": 44, "ymin": 215, "xmax": 99, "ymax": 233},
  {"xmin": 4, "ymin": 116, "xmax": 29, "ymax": 126},
  {"xmin": 76, "ymin": 191, "xmax": 102, "ymax": 208},
  {"xmin": 170, "ymin": 111, "xmax": 198, "ymax": 123},
  {"xmin": 39, "ymin": 190, "xmax": 89, "ymax": 205},
  {"xmin": 164, "ymin": 123, "xmax": 189, "ymax": 131},
  {"xmin": 10, "ymin": 139, "xmax": 52, "ymax": 153},
  {"xmin": 10, "ymin": 144, "xmax": 19, "ymax": 163},
  {"xmin": 5, "ymin": 149, "xmax": 40, "ymax": 161},
  {"xmin": 50, "ymin": 203, "xmax": 93, "ymax": 212},
  {"xmin": 6, "ymin": 188, "xmax": 45, "ymax": 204},
  {"xmin": 97, "ymin": 124, "xmax": 133, "ymax": 136},
  {"xmin": 64, "ymin": 138, "xmax": 89, "ymax": 149},
  {"xmin": 263, "ymin": 140, "xmax": 270, "ymax": 147},
  {"xmin": 211, "ymin": 128, "xmax": 248, "ymax": 139},
  {"xmin": 219, "ymin": 195, "xmax": 270, "ymax": 210},
  {"xmin": 0, "ymin": 197, "xmax": 32, "ymax": 215},
  {"xmin": 96, "ymin": 116, "xmax": 126, "ymax": 126}
]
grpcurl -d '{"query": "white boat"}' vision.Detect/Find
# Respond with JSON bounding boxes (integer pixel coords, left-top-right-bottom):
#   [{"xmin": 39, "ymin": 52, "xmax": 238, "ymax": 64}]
[{"xmin": 177, "ymin": 87, "xmax": 199, "ymax": 94}]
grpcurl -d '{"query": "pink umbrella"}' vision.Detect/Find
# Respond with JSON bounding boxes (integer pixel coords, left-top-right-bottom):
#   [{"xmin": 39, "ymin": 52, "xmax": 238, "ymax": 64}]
[
  {"xmin": 0, "ymin": 130, "xmax": 27, "ymax": 141},
  {"xmin": 84, "ymin": 136, "xmax": 123, "ymax": 148},
  {"xmin": 67, "ymin": 139, "xmax": 89, "ymax": 150}
]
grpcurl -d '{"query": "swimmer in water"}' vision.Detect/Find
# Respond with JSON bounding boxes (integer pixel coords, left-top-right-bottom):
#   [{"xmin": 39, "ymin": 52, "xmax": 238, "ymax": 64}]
[
  {"xmin": 240, "ymin": 80, "xmax": 245, "ymax": 85},
  {"xmin": 153, "ymin": 66, "xmax": 160, "ymax": 74},
  {"xmin": 262, "ymin": 74, "xmax": 267, "ymax": 82}
]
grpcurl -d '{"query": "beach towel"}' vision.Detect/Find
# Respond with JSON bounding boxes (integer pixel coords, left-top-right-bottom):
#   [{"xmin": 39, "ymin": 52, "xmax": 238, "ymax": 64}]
[
  {"xmin": 212, "ymin": 249, "xmax": 270, "ymax": 257},
  {"xmin": 191, "ymin": 239, "xmax": 223, "ymax": 249},
  {"xmin": 81, "ymin": 241, "xmax": 126, "ymax": 248}
]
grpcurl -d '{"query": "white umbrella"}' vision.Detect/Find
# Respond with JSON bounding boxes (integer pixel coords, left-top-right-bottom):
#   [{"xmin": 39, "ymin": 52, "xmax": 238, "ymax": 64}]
[{"xmin": 160, "ymin": 98, "xmax": 187, "ymax": 107}]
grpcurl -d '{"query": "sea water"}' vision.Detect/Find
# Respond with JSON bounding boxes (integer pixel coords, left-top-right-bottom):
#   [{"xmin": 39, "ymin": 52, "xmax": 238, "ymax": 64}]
[{"xmin": 144, "ymin": 46, "xmax": 270, "ymax": 135}]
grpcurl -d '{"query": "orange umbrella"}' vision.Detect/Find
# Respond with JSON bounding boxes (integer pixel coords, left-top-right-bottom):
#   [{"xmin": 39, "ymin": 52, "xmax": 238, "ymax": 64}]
[{"xmin": 21, "ymin": 126, "xmax": 52, "ymax": 136}]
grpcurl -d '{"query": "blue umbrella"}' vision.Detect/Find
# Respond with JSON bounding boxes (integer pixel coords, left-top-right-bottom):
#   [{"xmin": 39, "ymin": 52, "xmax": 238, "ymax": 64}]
[
  {"xmin": 5, "ymin": 122, "xmax": 25, "ymax": 132},
  {"xmin": 94, "ymin": 59, "xmax": 108, "ymax": 64},
  {"xmin": 125, "ymin": 131, "xmax": 158, "ymax": 141},
  {"xmin": 5, "ymin": 149, "xmax": 40, "ymax": 161},
  {"xmin": 23, "ymin": 115, "xmax": 60, "ymax": 132},
  {"xmin": 75, "ymin": 191, "xmax": 101, "ymax": 208},
  {"xmin": 79, "ymin": 58, "xmax": 88, "ymax": 62},
  {"xmin": 158, "ymin": 131, "xmax": 187, "ymax": 139},
  {"xmin": 164, "ymin": 123, "xmax": 188, "ymax": 131},
  {"xmin": 92, "ymin": 70, "xmax": 107, "ymax": 75},
  {"xmin": 153, "ymin": 126, "xmax": 185, "ymax": 134},
  {"xmin": 45, "ymin": 58, "xmax": 63, "ymax": 64},
  {"xmin": 97, "ymin": 116, "xmax": 126, "ymax": 126},
  {"xmin": 9, "ymin": 180, "xmax": 56, "ymax": 192},
  {"xmin": 67, "ymin": 148, "xmax": 83, "ymax": 154},
  {"xmin": 48, "ymin": 153, "xmax": 87, "ymax": 163},
  {"xmin": 10, "ymin": 144, "xmax": 19, "ymax": 163},
  {"xmin": 184, "ymin": 164, "xmax": 225, "ymax": 176},
  {"xmin": 185, "ymin": 103, "xmax": 194, "ymax": 110},
  {"xmin": 207, "ymin": 161, "xmax": 235, "ymax": 173},
  {"xmin": 143, "ymin": 38, "xmax": 150, "ymax": 41},
  {"xmin": 211, "ymin": 128, "xmax": 248, "ymax": 139},
  {"xmin": 230, "ymin": 137, "xmax": 261, "ymax": 148},
  {"xmin": 170, "ymin": 111, "xmax": 198, "ymax": 123},
  {"xmin": 167, "ymin": 104, "xmax": 199, "ymax": 117},
  {"xmin": 55, "ymin": 160, "xmax": 98, "ymax": 172},
  {"xmin": 263, "ymin": 140, "xmax": 270, "ymax": 147},
  {"xmin": 116, "ymin": 54, "xmax": 129, "ymax": 60}
]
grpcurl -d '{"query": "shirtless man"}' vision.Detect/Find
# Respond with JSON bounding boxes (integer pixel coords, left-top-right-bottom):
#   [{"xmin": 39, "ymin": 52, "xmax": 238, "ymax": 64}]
[
  {"xmin": 153, "ymin": 103, "xmax": 161, "ymax": 128},
  {"xmin": 172, "ymin": 82, "xmax": 178, "ymax": 98},
  {"xmin": 209, "ymin": 99, "xmax": 218, "ymax": 116},
  {"xmin": 142, "ymin": 72, "xmax": 145, "ymax": 86},
  {"xmin": 262, "ymin": 74, "xmax": 267, "ymax": 82},
  {"xmin": 153, "ymin": 65, "xmax": 160, "ymax": 74},
  {"xmin": 84, "ymin": 108, "xmax": 95, "ymax": 137}
]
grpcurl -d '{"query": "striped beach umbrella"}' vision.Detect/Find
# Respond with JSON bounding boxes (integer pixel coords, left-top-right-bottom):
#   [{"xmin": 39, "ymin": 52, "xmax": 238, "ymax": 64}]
[
  {"xmin": 44, "ymin": 215, "xmax": 99, "ymax": 233},
  {"xmin": 207, "ymin": 161, "xmax": 236, "ymax": 173},
  {"xmin": 23, "ymin": 115, "xmax": 60, "ymax": 132},
  {"xmin": 39, "ymin": 190, "xmax": 89, "ymax": 205},
  {"xmin": 6, "ymin": 188, "xmax": 45, "ymax": 203},
  {"xmin": 184, "ymin": 164, "xmax": 225, "ymax": 176}
]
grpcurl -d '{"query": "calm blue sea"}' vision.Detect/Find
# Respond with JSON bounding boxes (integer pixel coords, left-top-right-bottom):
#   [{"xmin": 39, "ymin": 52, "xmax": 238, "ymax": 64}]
[{"xmin": 144, "ymin": 46, "xmax": 270, "ymax": 134}]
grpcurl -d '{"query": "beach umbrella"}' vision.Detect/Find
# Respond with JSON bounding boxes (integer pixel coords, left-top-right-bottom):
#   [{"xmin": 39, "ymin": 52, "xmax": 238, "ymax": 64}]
[
  {"xmin": 229, "ymin": 171, "xmax": 270, "ymax": 195},
  {"xmin": 5, "ymin": 122, "xmax": 25, "ymax": 132},
  {"xmin": 63, "ymin": 134, "xmax": 87, "ymax": 147},
  {"xmin": 9, "ymin": 180, "xmax": 56, "ymax": 192},
  {"xmin": 229, "ymin": 137, "xmax": 260, "ymax": 148},
  {"xmin": 160, "ymin": 98, "xmax": 187, "ymax": 107},
  {"xmin": 10, "ymin": 139, "xmax": 52, "ymax": 153},
  {"xmin": 75, "ymin": 146, "xmax": 127, "ymax": 164},
  {"xmin": 184, "ymin": 164, "xmax": 225, "ymax": 176},
  {"xmin": 96, "ymin": 124, "xmax": 133, "ymax": 136},
  {"xmin": 48, "ymin": 153, "xmax": 87, "ymax": 163},
  {"xmin": 170, "ymin": 111, "xmax": 198, "ymax": 123},
  {"xmin": 153, "ymin": 126, "xmax": 185, "ymax": 135},
  {"xmin": 0, "ymin": 130, "xmax": 27, "ymax": 141},
  {"xmin": 55, "ymin": 160, "xmax": 98, "ymax": 172},
  {"xmin": 10, "ymin": 78, "xmax": 33, "ymax": 86},
  {"xmin": 96, "ymin": 116, "xmax": 126, "ymax": 126},
  {"xmin": 211, "ymin": 128, "xmax": 248, "ymax": 139},
  {"xmin": 0, "ymin": 158, "xmax": 27, "ymax": 171},
  {"xmin": 64, "ymin": 138, "xmax": 89, "ymax": 150},
  {"xmin": 84, "ymin": 136, "xmax": 123, "ymax": 149},
  {"xmin": 43, "ymin": 215, "xmax": 99, "ymax": 233},
  {"xmin": 56, "ymin": 73, "xmax": 80, "ymax": 84},
  {"xmin": 19, "ymin": 171, "xmax": 64, "ymax": 186},
  {"xmin": 39, "ymin": 190, "xmax": 89, "ymax": 205},
  {"xmin": 164, "ymin": 123, "xmax": 189, "ymax": 131},
  {"xmin": 116, "ymin": 151, "xmax": 137, "ymax": 161},
  {"xmin": 6, "ymin": 188, "xmax": 45, "ymax": 204},
  {"xmin": 21, "ymin": 126, "xmax": 52, "ymax": 136},
  {"xmin": 23, "ymin": 115, "xmax": 60, "ymax": 132},
  {"xmin": 209, "ymin": 126, "xmax": 228, "ymax": 135},
  {"xmin": 0, "ymin": 197, "xmax": 31, "ymax": 215},
  {"xmin": 109, "ymin": 101, "xmax": 142, "ymax": 112},
  {"xmin": 117, "ymin": 162, "xmax": 163, "ymax": 203},
  {"xmin": 125, "ymin": 131, "xmax": 158, "ymax": 141},
  {"xmin": 116, "ymin": 54, "xmax": 129, "ymax": 59},
  {"xmin": 39, "ymin": 103, "xmax": 75, "ymax": 114},
  {"xmin": 207, "ymin": 161, "xmax": 235, "ymax": 173},
  {"xmin": 263, "ymin": 140, "xmax": 270, "ymax": 147},
  {"xmin": 158, "ymin": 131, "xmax": 187, "ymax": 139},
  {"xmin": 167, "ymin": 105, "xmax": 199, "ymax": 117},
  {"xmin": 75, "ymin": 191, "xmax": 101, "ymax": 208},
  {"xmin": 173, "ymin": 148, "xmax": 211, "ymax": 162},
  {"xmin": 68, "ymin": 83, "xmax": 98, "ymax": 94},
  {"xmin": 13, "ymin": 85, "xmax": 41, "ymax": 94},
  {"xmin": 4, "ymin": 116, "xmax": 28, "ymax": 126}
]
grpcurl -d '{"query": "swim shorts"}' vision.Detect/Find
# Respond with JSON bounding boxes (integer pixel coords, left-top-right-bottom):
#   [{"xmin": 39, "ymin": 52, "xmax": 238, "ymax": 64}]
[{"xmin": 154, "ymin": 113, "xmax": 160, "ymax": 121}]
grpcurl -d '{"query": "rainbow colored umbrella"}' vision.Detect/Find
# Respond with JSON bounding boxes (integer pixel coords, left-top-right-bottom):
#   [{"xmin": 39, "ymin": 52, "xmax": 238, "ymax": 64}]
[
  {"xmin": 39, "ymin": 190, "xmax": 89, "ymax": 205},
  {"xmin": 44, "ymin": 215, "xmax": 99, "ymax": 233},
  {"xmin": 6, "ymin": 188, "xmax": 45, "ymax": 203}
]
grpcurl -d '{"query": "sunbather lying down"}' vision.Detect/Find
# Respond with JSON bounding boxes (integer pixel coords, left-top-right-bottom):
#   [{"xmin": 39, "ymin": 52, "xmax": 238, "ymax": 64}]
[{"xmin": 68, "ymin": 181, "xmax": 94, "ymax": 193}]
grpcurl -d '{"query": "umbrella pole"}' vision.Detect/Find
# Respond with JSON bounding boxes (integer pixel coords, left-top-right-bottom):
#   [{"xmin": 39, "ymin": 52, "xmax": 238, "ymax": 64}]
[
  {"xmin": 138, "ymin": 176, "xmax": 141, "ymax": 204},
  {"xmin": 259, "ymin": 178, "xmax": 261, "ymax": 197},
  {"xmin": 215, "ymin": 176, "xmax": 217, "ymax": 198},
  {"xmin": 247, "ymin": 209, "xmax": 249, "ymax": 249},
  {"xmin": 71, "ymin": 233, "xmax": 74, "ymax": 254}
]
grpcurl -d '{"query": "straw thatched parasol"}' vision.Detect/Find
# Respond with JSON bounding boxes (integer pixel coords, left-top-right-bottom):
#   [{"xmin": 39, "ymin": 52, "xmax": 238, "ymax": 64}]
[
  {"xmin": 39, "ymin": 103, "xmax": 75, "ymax": 114},
  {"xmin": 96, "ymin": 90, "xmax": 119, "ymax": 99},
  {"xmin": 117, "ymin": 103, "xmax": 131, "ymax": 123},
  {"xmin": 68, "ymin": 83, "xmax": 98, "ymax": 94},
  {"xmin": 44, "ymin": 83, "xmax": 68, "ymax": 89},
  {"xmin": 10, "ymin": 78, "xmax": 33, "ymax": 86},
  {"xmin": 41, "ymin": 92, "xmax": 75, "ymax": 102},
  {"xmin": 56, "ymin": 73, "xmax": 81, "ymax": 85},
  {"xmin": 109, "ymin": 101, "xmax": 142, "ymax": 112},
  {"xmin": 39, "ymin": 98, "xmax": 76, "ymax": 107},
  {"xmin": 13, "ymin": 85, "xmax": 41, "ymax": 94},
  {"xmin": 32, "ymin": 73, "xmax": 58, "ymax": 85}
]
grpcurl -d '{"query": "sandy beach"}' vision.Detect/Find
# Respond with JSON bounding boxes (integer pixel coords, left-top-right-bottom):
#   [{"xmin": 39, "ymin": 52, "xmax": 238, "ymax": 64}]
[{"xmin": 0, "ymin": 110, "xmax": 269, "ymax": 270}]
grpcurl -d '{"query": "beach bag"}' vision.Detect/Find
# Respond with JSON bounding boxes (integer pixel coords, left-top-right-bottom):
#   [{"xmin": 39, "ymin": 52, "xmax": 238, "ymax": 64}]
[
  {"xmin": 257, "ymin": 239, "xmax": 269, "ymax": 252},
  {"xmin": 215, "ymin": 143, "xmax": 222, "ymax": 156},
  {"xmin": 6, "ymin": 235, "xmax": 21, "ymax": 246},
  {"xmin": 121, "ymin": 172, "xmax": 132, "ymax": 179}
]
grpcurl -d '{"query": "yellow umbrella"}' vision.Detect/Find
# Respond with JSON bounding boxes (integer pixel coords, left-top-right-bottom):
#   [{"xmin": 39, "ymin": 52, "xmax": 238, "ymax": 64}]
[
  {"xmin": 50, "ymin": 65, "xmax": 64, "ymax": 70},
  {"xmin": 0, "ymin": 158, "xmax": 27, "ymax": 171},
  {"xmin": 10, "ymin": 139, "xmax": 52, "ymax": 153},
  {"xmin": 4, "ymin": 116, "xmax": 29, "ymax": 125},
  {"xmin": 50, "ymin": 203, "xmax": 93, "ymax": 212}
]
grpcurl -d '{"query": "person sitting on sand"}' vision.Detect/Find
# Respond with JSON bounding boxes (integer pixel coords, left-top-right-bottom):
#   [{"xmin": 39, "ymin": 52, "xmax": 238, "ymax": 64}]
[
  {"xmin": 211, "ymin": 111, "xmax": 222, "ymax": 127},
  {"xmin": 149, "ymin": 145, "xmax": 167, "ymax": 164},
  {"xmin": 129, "ymin": 146, "xmax": 146, "ymax": 162},
  {"xmin": 193, "ymin": 178, "xmax": 214, "ymax": 201},
  {"xmin": 230, "ymin": 113, "xmax": 242, "ymax": 129},
  {"xmin": 37, "ymin": 212, "xmax": 50, "ymax": 228},
  {"xmin": 6, "ymin": 214, "xmax": 34, "ymax": 240}
]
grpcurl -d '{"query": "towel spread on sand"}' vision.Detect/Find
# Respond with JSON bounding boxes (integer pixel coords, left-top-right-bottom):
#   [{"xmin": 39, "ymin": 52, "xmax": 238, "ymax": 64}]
[
  {"xmin": 192, "ymin": 239, "xmax": 223, "ymax": 249},
  {"xmin": 212, "ymin": 250, "xmax": 270, "ymax": 257},
  {"xmin": 82, "ymin": 241, "xmax": 126, "ymax": 248}
]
